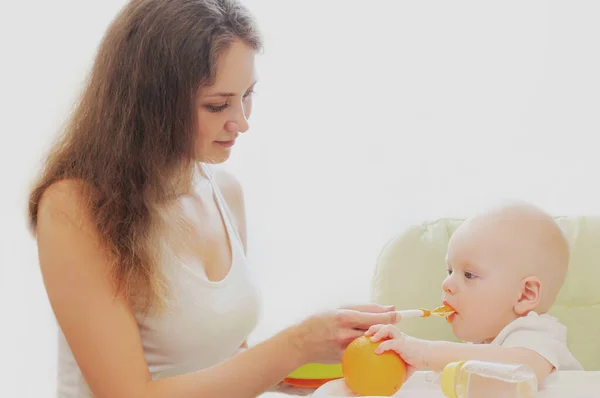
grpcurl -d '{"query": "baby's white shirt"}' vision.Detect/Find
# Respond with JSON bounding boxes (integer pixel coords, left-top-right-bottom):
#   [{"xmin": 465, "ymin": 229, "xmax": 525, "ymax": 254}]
[{"xmin": 489, "ymin": 311, "xmax": 583, "ymax": 371}]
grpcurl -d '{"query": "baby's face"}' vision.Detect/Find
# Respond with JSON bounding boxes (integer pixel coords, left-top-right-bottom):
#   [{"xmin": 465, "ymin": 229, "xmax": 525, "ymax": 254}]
[{"xmin": 442, "ymin": 224, "xmax": 524, "ymax": 343}]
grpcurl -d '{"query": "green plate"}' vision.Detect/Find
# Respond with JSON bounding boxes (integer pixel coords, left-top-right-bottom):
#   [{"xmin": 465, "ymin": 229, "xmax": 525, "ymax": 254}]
[{"xmin": 287, "ymin": 363, "xmax": 343, "ymax": 379}]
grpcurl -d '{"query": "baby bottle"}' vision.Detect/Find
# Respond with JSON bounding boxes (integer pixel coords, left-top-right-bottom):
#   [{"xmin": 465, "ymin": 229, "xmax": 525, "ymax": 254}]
[{"xmin": 440, "ymin": 360, "xmax": 538, "ymax": 398}]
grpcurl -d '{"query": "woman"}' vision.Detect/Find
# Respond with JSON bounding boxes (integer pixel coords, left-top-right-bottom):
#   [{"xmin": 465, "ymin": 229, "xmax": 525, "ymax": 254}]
[{"xmin": 29, "ymin": 1, "xmax": 398, "ymax": 397}]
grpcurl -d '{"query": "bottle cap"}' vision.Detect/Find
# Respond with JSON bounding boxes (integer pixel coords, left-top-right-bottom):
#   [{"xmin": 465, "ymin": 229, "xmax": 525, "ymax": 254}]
[{"xmin": 440, "ymin": 360, "xmax": 466, "ymax": 398}]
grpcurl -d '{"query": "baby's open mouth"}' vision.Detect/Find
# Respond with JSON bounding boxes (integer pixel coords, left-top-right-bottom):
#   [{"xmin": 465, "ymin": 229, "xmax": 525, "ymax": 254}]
[
  {"xmin": 433, "ymin": 303, "xmax": 455, "ymax": 315},
  {"xmin": 439, "ymin": 302, "xmax": 457, "ymax": 323}
]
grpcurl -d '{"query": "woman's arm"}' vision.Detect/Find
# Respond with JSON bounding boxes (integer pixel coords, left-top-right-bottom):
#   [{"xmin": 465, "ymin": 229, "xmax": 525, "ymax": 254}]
[
  {"xmin": 148, "ymin": 330, "xmax": 306, "ymax": 398},
  {"xmin": 37, "ymin": 180, "xmax": 397, "ymax": 398},
  {"xmin": 36, "ymin": 181, "xmax": 307, "ymax": 398}
]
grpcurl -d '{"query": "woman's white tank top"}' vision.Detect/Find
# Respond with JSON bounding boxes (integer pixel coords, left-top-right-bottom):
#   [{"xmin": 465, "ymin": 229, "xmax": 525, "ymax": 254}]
[{"xmin": 55, "ymin": 165, "xmax": 262, "ymax": 397}]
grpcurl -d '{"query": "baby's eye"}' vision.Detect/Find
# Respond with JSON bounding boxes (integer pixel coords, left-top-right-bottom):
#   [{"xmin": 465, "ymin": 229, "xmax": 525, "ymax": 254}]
[
  {"xmin": 464, "ymin": 272, "xmax": 476, "ymax": 279},
  {"xmin": 446, "ymin": 269, "xmax": 453, "ymax": 275}
]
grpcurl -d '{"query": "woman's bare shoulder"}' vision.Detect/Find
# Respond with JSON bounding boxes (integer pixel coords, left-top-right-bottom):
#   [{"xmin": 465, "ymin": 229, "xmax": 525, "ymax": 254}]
[{"xmin": 36, "ymin": 178, "xmax": 97, "ymax": 236}]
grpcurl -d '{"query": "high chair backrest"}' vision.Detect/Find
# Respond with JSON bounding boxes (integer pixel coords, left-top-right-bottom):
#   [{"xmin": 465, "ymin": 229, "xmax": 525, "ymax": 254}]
[{"xmin": 371, "ymin": 217, "xmax": 600, "ymax": 370}]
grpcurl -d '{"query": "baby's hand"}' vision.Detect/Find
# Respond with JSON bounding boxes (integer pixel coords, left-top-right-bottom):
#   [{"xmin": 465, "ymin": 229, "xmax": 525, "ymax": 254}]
[{"xmin": 365, "ymin": 324, "xmax": 431, "ymax": 377}]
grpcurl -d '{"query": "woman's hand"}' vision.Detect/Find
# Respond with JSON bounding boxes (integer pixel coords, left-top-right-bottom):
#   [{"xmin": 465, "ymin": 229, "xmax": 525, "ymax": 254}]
[{"xmin": 291, "ymin": 304, "xmax": 398, "ymax": 364}]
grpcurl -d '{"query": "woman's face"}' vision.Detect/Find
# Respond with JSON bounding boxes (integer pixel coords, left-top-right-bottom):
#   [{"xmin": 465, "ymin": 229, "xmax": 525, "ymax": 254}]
[{"xmin": 195, "ymin": 40, "xmax": 257, "ymax": 164}]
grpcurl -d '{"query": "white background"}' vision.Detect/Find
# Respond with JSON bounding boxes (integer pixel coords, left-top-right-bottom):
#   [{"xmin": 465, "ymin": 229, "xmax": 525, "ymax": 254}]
[{"xmin": 1, "ymin": 1, "xmax": 599, "ymax": 397}]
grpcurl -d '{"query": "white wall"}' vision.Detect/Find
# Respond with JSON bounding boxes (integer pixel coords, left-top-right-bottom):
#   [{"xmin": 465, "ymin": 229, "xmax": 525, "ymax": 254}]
[{"xmin": 1, "ymin": 1, "xmax": 599, "ymax": 396}]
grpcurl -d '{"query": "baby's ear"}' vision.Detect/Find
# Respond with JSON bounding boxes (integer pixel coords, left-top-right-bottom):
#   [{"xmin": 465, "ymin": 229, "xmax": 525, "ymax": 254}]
[{"xmin": 514, "ymin": 276, "xmax": 542, "ymax": 315}]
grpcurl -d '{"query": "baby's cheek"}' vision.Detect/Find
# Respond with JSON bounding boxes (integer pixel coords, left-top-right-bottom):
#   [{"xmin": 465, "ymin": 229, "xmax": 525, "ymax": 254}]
[
  {"xmin": 452, "ymin": 321, "xmax": 476, "ymax": 343},
  {"xmin": 471, "ymin": 294, "xmax": 500, "ymax": 317},
  {"xmin": 462, "ymin": 305, "xmax": 494, "ymax": 338}
]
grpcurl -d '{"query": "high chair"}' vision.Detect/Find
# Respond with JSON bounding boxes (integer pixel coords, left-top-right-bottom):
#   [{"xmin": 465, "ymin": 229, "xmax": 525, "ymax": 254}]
[{"xmin": 371, "ymin": 216, "xmax": 600, "ymax": 371}]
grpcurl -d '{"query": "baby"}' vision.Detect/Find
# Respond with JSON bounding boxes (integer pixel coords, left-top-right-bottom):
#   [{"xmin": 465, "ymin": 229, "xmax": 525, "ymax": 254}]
[{"xmin": 366, "ymin": 202, "xmax": 583, "ymax": 384}]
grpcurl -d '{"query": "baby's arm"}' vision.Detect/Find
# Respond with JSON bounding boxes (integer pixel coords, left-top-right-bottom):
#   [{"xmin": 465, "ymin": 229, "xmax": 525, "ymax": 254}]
[
  {"xmin": 424, "ymin": 340, "xmax": 553, "ymax": 384},
  {"xmin": 366, "ymin": 325, "xmax": 553, "ymax": 385}
]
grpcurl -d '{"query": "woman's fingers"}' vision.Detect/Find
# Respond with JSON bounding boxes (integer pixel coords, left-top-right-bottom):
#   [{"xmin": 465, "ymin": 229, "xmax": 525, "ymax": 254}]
[
  {"xmin": 295, "ymin": 305, "xmax": 400, "ymax": 364},
  {"xmin": 344, "ymin": 328, "xmax": 370, "ymax": 345},
  {"xmin": 342, "ymin": 310, "xmax": 399, "ymax": 330}
]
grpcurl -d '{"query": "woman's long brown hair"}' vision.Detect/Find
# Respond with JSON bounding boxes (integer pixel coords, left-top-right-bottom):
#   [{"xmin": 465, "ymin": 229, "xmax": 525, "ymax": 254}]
[{"xmin": 28, "ymin": 0, "xmax": 261, "ymax": 312}]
